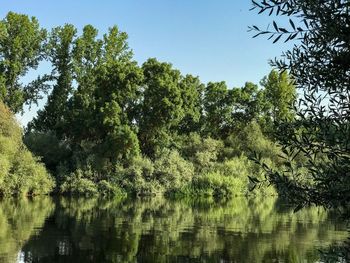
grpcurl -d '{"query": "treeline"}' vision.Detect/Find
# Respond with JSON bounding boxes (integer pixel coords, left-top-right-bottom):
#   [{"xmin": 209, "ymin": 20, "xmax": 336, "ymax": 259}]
[{"xmin": 0, "ymin": 12, "xmax": 297, "ymax": 197}]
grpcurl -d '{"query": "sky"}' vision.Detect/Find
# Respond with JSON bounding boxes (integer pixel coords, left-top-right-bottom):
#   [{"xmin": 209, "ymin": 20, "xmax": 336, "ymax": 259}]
[{"xmin": 1, "ymin": 0, "xmax": 291, "ymax": 125}]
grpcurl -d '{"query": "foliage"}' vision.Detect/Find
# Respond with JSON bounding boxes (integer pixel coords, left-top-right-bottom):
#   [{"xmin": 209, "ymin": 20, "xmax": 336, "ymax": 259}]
[
  {"xmin": 0, "ymin": 12, "xmax": 296, "ymax": 198},
  {"xmin": 180, "ymin": 133, "xmax": 224, "ymax": 172},
  {"xmin": 154, "ymin": 149, "xmax": 195, "ymax": 193},
  {"xmin": 116, "ymin": 156, "xmax": 161, "ymax": 195},
  {"xmin": 60, "ymin": 169, "xmax": 98, "ymax": 196},
  {"xmin": 224, "ymin": 120, "xmax": 281, "ymax": 163},
  {"xmin": 139, "ymin": 58, "xmax": 184, "ymax": 156},
  {"xmin": 29, "ymin": 24, "xmax": 76, "ymax": 136},
  {"xmin": 0, "ymin": 102, "xmax": 54, "ymax": 196},
  {"xmin": 250, "ymin": 0, "xmax": 350, "ymax": 207},
  {"xmin": 24, "ymin": 131, "xmax": 71, "ymax": 173},
  {"xmin": 0, "ymin": 12, "xmax": 47, "ymax": 113}
]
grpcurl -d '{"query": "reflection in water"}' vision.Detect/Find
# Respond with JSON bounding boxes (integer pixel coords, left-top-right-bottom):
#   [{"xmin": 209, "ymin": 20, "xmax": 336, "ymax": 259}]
[
  {"xmin": 0, "ymin": 198, "xmax": 54, "ymax": 263},
  {"xmin": 0, "ymin": 196, "xmax": 348, "ymax": 263}
]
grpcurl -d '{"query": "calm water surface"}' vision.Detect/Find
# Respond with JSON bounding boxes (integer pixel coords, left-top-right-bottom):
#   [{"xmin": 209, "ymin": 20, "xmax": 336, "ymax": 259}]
[{"xmin": 0, "ymin": 196, "xmax": 348, "ymax": 263}]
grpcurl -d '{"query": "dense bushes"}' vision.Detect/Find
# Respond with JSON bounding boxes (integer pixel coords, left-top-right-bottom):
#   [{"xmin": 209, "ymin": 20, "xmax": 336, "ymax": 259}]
[{"xmin": 0, "ymin": 102, "xmax": 54, "ymax": 196}]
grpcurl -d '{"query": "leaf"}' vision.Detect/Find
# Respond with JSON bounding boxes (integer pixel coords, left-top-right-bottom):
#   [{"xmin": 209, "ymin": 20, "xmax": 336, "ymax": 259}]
[
  {"xmin": 289, "ymin": 19, "xmax": 296, "ymax": 30},
  {"xmin": 273, "ymin": 34, "xmax": 282, "ymax": 43},
  {"xmin": 279, "ymin": 27, "xmax": 288, "ymax": 33},
  {"xmin": 273, "ymin": 21, "xmax": 279, "ymax": 32}
]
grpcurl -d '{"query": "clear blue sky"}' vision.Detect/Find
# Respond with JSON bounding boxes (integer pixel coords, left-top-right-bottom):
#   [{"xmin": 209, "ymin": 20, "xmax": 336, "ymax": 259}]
[{"xmin": 1, "ymin": 0, "xmax": 290, "ymax": 125}]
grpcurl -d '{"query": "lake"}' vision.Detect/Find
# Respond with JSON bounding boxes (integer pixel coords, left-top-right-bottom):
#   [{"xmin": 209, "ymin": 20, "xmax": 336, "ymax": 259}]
[{"xmin": 0, "ymin": 196, "xmax": 348, "ymax": 263}]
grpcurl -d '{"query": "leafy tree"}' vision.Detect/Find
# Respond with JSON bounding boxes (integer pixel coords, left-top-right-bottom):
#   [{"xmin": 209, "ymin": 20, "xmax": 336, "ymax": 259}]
[
  {"xmin": 0, "ymin": 12, "xmax": 47, "ymax": 113},
  {"xmin": 250, "ymin": 0, "xmax": 350, "ymax": 207},
  {"xmin": 261, "ymin": 70, "xmax": 296, "ymax": 123},
  {"xmin": 68, "ymin": 25, "xmax": 102, "ymax": 142},
  {"xmin": 231, "ymin": 82, "xmax": 266, "ymax": 131},
  {"xmin": 70, "ymin": 26, "xmax": 143, "ymax": 169},
  {"xmin": 93, "ymin": 60, "xmax": 143, "ymax": 166},
  {"xmin": 203, "ymin": 81, "xmax": 233, "ymax": 138},
  {"xmin": 29, "ymin": 24, "xmax": 77, "ymax": 137},
  {"xmin": 178, "ymin": 74, "xmax": 204, "ymax": 134},
  {"xmin": 139, "ymin": 58, "xmax": 184, "ymax": 156}
]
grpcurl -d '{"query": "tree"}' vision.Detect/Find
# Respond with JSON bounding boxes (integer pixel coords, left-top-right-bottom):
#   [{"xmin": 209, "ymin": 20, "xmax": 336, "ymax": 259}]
[
  {"xmin": 203, "ymin": 81, "xmax": 233, "ymax": 138},
  {"xmin": 0, "ymin": 12, "xmax": 47, "ymax": 113},
  {"xmin": 260, "ymin": 70, "xmax": 296, "ymax": 133},
  {"xmin": 250, "ymin": 0, "xmax": 350, "ymax": 207},
  {"xmin": 139, "ymin": 58, "xmax": 184, "ymax": 157},
  {"xmin": 177, "ymin": 74, "xmax": 204, "ymax": 134},
  {"xmin": 231, "ymin": 82, "xmax": 266, "ymax": 131},
  {"xmin": 69, "ymin": 26, "xmax": 143, "ymax": 169},
  {"xmin": 30, "ymin": 24, "xmax": 77, "ymax": 137}
]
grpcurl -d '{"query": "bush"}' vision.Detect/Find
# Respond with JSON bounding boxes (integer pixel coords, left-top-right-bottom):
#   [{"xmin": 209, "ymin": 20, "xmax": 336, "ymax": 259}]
[
  {"xmin": 192, "ymin": 171, "xmax": 247, "ymax": 197},
  {"xmin": 24, "ymin": 131, "xmax": 71, "ymax": 173},
  {"xmin": 60, "ymin": 169, "xmax": 98, "ymax": 196},
  {"xmin": 154, "ymin": 149, "xmax": 195, "ymax": 192},
  {"xmin": 180, "ymin": 133, "xmax": 224, "ymax": 171},
  {"xmin": 0, "ymin": 101, "xmax": 55, "ymax": 196},
  {"xmin": 116, "ymin": 156, "xmax": 162, "ymax": 195},
  {"xmin": 187, "ymin": 156, "xmax": 251, "ymax": 197},
  {"xmin": 224, "ymin": 120, "xmax": 280, "ymax": 163},
  {"xmin": 97, "ymin": 180, "xmax": 126, "ymax": 197}
]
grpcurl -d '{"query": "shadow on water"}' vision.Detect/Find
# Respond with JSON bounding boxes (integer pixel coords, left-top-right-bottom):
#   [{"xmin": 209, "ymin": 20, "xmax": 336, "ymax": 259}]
[{"xmin": 0, "ymin": 196, "xmax": 348, "ymax": 263}]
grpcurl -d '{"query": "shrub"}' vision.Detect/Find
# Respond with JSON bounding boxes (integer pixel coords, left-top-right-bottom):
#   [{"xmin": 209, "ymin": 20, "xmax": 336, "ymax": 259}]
[
  {"xmin": 154, "ymin": 149, "xmax": 195, "ymax": 192},
  {"xmin": 224, "ymin": 120, "xmax": 280, "ymax": 163},
  {"xmin": 0, "ymin": 101, "xmax": 55, "ymax": 196},
  {"xmin": 60, "ymin": 169, "xmax": 98, "ymax": 196},
  {"xmin": 180, "ymin": 133, "xmax": 224, "ymax": 171},
  {"xmin": 24, "ymin": 131, "xmax": 71, "ymax": 173},
  {"xmin": 97, "ymin": 180, "xmax": 126, "ymax": 197},
  {"xmin": 116, "ymin": 156, "xmax": 162, "ymax": 195},
  {"xmin": 192, "ymin": 171, "xmax": 247, "ymax": 197}
]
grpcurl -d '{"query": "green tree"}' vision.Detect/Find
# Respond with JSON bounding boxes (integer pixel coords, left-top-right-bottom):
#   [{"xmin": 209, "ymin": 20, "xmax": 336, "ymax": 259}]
[
  {"xmin": 139, "ymin": 58, "xmax": 184, "ymax": 157},
  {"xmin": 0, "ymin": 102, "xmax": 54, "ymax": 196},
  {"xmin": 0, "ymin": 12, "xmax": 47, "ymax": 113},
  {"xmin": 29, "ymin": 24, "xmax": 77, "ymax": 137},
  {"xmin": 178, "ymin": 74, "xmax": 204, "ymax": 134},
  {"xmin": 93, "ymin": 60, "xmax": 143, "ymax": 166},
  {"xmin": 67, "ymin": 25, "xmax": 102, "ymax": 142},
  {"xmin": 260, "ymin": 70, "xmax": 296, "ymax": 126},
  {"xmin": 70, "ymin": 26, "xmax": 143, "ymax": 169},
  {"xmin": 231, "ymin": 82, "xmax": 265, "ymax": 131},
  {"xmin": 203, "ymin": 81, "xmax": 233, "ymax": 138}
]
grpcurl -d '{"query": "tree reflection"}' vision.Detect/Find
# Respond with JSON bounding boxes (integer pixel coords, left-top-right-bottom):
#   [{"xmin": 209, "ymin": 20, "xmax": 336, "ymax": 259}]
[
  {"xmin": 0, "ymin": 197, "xmax": 54, "ymax": 263},
  {"xmin": 13, "ymin": 196, "xmax": 348, "ymax": 263}
]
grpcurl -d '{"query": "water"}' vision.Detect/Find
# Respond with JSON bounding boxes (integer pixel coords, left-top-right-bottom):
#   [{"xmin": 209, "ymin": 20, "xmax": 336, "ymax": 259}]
[{"xmin": 0, "ymin": 196, "xmax": 348, "ymax": 263}]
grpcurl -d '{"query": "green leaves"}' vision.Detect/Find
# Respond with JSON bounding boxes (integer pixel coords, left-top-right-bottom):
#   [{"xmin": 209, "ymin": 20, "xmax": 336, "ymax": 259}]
[{"xmin": 0, "ymin": 12, "xmax": 47, "ymax": 113}]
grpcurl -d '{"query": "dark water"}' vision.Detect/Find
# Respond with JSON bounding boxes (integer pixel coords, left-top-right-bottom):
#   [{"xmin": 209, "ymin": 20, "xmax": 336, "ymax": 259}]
[{"xmin": 0, "ymin": 196, "xmax": 348, "ymax": 263}]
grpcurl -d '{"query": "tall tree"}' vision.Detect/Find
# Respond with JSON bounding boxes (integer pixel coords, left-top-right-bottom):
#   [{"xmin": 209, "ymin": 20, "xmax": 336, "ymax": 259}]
[
  {"xmin": 261, "ymin": 70, "xmax": 296, "ymax": 124},
  {"xmin": 30, "ymin": 24, "xmax": 77, "ymax": 137},
  {"xmin": 231, "ymin": 82, "xmax": 266, "ymax": 131},
  {"xmin": 71, "ymin": 26, "xmax": 143, "ymax": 168},
  {"xmin": 203, "ymin": 81, "xmax": 234, "ymax": 138},
  {"xmin": 0, "ymin": 12, "xmax": 47, "ymax": 113},
  {"xmin": 139, "ymin": 58, "xmax": 183, "ymax": 157},
  {"xmin": 178, "ymin": 74, "xmax": 204, "ymax": 134},
  {"xmin": 68, "ymin": 25, "xmax": 103, "ymax": 142}
]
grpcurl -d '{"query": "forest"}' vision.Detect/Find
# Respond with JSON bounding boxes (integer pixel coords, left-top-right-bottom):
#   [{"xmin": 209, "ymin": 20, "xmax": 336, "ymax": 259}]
[{"xmin": 0, "ymin": 12, "xmax": 298, "ymax": 198}]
